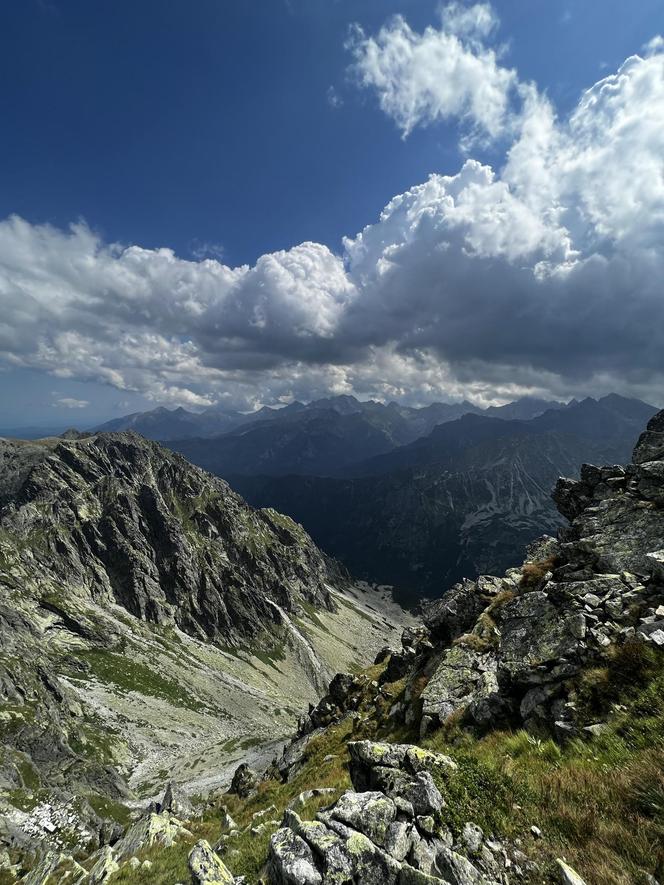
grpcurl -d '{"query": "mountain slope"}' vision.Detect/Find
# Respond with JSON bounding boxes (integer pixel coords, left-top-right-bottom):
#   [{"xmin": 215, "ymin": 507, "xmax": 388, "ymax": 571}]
[
  {"xmin": 348, "ymin": 394, "xmax": 655, "ymax": 477},
  {"xmin": 0, "ymin": 432, "xmax": 413, "ymax": 857},
  {"xmin": 170, "ymin": 407, "xmax": 416, "ymax": 477}
]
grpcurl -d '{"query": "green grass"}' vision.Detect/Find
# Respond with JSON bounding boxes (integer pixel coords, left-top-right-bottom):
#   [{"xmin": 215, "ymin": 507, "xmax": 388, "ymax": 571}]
[
  {"xmin": 107, "ymin": 841, "xmax": 194, "ymax": 884},
  {"xmin": 76, "ymin": 648, "xmax": 200, "ymax": 710},
  {"xmin": 421, "ymin": 647, "xmax": 664, "ymax": 884},
  {"xmin": 16, "ymin": 757, "xmax": 41, "ymax": 790},
  {"xmin": 87, "ymin": 795, "xmax": 133, "ymax": 827}
]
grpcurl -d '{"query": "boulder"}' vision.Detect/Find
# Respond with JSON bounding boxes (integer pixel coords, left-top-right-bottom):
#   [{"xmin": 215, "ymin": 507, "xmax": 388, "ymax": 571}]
[
  {"xmin": 420, "ymin": 645, "xmax": 498, "ymax": 732},
  {"xmin": 330, "ymin": 790, "xmax": 396, "ymax": 846},
  {"xmin": 188, "ymin": 839, "xmax": 235, "ymax": 884},
  {"xmin": 556, "ymin": 858, "xmax": 587, "ymax": 884},
  {"xmin": 158, "ymin": 780, "xmax": 194, "ymax": 819},
  {"xmin": 269, "ymin": 827, "xmax": 323, "ymax": 885},
  {"xmin": 498, "ymin": 592, "xmax": 581, "ymax": 687}
]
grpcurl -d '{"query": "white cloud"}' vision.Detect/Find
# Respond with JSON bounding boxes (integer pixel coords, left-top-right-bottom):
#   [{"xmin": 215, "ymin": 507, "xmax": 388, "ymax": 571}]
[
  {"xmin": 348, "ymin": 5, "xmax": 516, "ymax": 139},
  {"xmin": 1, "ymin": 8, "xmax": 664, "ymax": 410},
  {"xmin": 327, "ymin": 85, "xmax": 343, "ymax": 108},
  {"xmin": 643, "ymin": 35, "xmax": 664, "ymax": 56},
  {"xmin": 440, "ymin": 2, "xmax": 499, "ymax": 40},
  {"xmin": 53, "ymin": 396, "xmax": 90, "ymax": 409}
]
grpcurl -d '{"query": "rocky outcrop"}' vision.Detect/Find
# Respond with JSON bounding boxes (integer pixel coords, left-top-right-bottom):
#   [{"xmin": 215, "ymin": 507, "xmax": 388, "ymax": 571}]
[
  {"xmin": 268, "ymin": 739, "xmax": 530, "ymax": 885},
  {"xmin": 229, "ymin": 763, "xmax": 259, "ymax": 799},
  {"xmin": 0, "ymin": 432, "xmax": 340, "ymax": 645},
  {"xmin": 409, "ymin": 413, "xmax": 664, "ymax": 738}
]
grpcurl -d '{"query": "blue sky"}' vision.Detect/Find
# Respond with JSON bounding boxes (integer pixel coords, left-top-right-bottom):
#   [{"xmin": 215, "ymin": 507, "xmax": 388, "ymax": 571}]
[{"xmin": 1, "ymin": 0, "xmax": 663, "ymax": 429}]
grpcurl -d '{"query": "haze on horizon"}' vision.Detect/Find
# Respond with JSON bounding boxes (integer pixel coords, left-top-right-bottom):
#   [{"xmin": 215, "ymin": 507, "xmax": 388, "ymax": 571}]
[{"xmin": 0, "ymin": 0, "xmax": 663, "ymax": 429}]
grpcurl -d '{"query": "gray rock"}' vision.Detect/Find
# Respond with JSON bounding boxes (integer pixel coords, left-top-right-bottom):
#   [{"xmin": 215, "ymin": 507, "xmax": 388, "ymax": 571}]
[
  {"xmin": 435, "ymin": 845, "xmax": 489, "ymax": 884},
  {"xmin": 424, "ymin": 579, "xmax": 488, "ymax": 642},
  {"xmin": 158, "ymin": 781, "xmax": 193, "ymax": 819},
  {"xmin": 420, "ymin": 645, "xmax": 498, "ymax": 731},
  {"xmin": 269, "ymin": 827, "xmax": 323, "ymax": 885},
  {"xmin": 331, "ymin": 790, "xmax": 396, "ymax": 846},
  {"xmin": 188, "ymin": 840, "xmax": 235, "ymax": 884},
  {"xmin": 498, "ymin": 592, "xmax": 582, "ymax": 687},
  {"xmin": 461, "ymin": 822, "xmax": 484, "ymax": 854}
]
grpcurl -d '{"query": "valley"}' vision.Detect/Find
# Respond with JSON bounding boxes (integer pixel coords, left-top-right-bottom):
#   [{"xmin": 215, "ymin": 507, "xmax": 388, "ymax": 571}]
[{"xmin": 0, "ymin": 432, "xmax": 413, "ymax": 864}]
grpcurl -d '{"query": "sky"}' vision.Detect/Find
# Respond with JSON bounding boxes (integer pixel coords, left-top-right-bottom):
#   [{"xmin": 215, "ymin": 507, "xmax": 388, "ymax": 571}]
[{"xmin": 0, "ymin": 0, "xmax": 663, "ymax": 429}]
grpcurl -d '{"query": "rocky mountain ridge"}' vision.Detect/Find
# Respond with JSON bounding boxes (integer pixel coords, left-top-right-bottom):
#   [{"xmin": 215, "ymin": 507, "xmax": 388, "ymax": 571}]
[
  {"xmin": 3, "ymin": 409, "xmax": 664, "ymax": 883},
  {"xmin": 93, "ymin": 396, "xmax": 566, "ymax": 445}
]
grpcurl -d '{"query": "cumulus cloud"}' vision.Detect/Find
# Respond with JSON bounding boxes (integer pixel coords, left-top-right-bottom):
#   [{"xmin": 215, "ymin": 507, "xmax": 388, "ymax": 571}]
[
  {"xmin": 53, "ymin": 397, "xmax": 90, "ymax": 409},
  {"xmin": 348, "ymin": 3, "xmax": 516, "ymax": 139},
  {"xmin": 0, "ymin": 5, "xmax": 663, "ymax": 410}
]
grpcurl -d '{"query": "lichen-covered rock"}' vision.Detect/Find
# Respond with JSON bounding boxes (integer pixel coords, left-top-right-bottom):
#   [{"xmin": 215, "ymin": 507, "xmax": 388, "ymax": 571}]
[
  {"xmin": 348, "ymin": 741, "xmax": 456, "ymax": 792},
  {"xmin": 267, "ymin": 741, "xmax": 501, "ymax": 885},
  {"xmin": 188, "ymin": 839, "xmax": 236, "ymax": 884},
  {"xmin": 88, "ymin": 845, "xmax": 120, "ymax": 883},
  {"xmin": 420, "ymin": 645, "xmax": 499, "ymax": 733},
  {"xmin": 329, "ymin": 790, "xmax": 396, "ymax": 846},
  {"xmin": 113, "ymin": 811, "xmax": 192, "ymax": 860},
  {"xmin": 269, "ymin": 827, "xmax": 323, "ymax": 885},
  {"xmin": 498, "ymin": 592, "xmax": 582, "ymax": 686}
]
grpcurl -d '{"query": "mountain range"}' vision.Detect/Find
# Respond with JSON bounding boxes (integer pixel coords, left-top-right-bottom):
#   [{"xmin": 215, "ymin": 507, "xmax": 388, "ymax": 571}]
[
  {"xmin": 160, "ymin": 394, "xmax": 655, "ymax": 600},
  {"xmin": 94, "ymin": 395, "xmax": 565, "ymax": 449}
]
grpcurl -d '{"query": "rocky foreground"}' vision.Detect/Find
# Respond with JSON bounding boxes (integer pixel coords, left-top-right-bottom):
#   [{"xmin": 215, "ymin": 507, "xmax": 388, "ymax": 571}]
[{"xmin": 3, "ymin": 409, "xmax": 664, "ymax": 882}]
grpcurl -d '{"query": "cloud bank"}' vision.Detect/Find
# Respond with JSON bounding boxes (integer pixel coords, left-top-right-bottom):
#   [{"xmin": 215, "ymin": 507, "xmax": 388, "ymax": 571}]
[{"xmin": 0, "ymin": 6, "xmax": 663, "ymax": 410}]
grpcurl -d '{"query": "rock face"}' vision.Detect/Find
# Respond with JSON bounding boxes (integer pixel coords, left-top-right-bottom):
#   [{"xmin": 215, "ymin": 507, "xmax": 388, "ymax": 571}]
[
  {"xmin": 268, "ymin": 739, "xmax": 515, "ymax": 885},
  {"xmin": 0, "ymin": 432, "xmax": 337, "ymax": 643}
]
